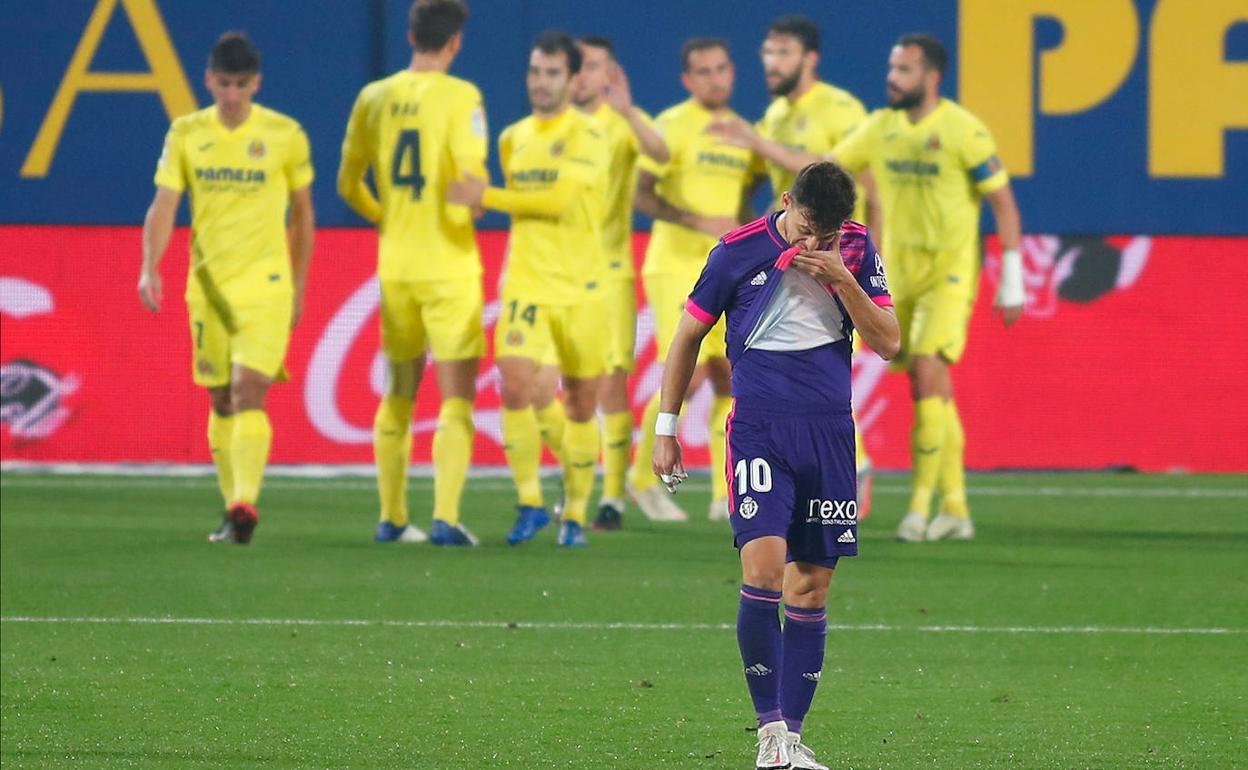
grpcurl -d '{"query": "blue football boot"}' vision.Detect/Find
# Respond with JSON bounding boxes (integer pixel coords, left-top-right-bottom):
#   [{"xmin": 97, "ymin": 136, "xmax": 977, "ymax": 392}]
[
  {"xmin": 430, "ymin": 519, "xmax": 479, "ymax": 547},
  {"xmin": 556, "ymin": 520, "xmax": 588, "ymax": 548},
  {"xmin": 374, "ymin": 521, "xmax": 427, "ymax": 543},
  {"xmin": 506, "ymin": 505, "xmax": 550, "ymax": 545}
]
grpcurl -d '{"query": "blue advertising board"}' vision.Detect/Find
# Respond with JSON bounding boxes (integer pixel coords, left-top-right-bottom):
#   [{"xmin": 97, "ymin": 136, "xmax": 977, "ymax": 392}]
[{"xmin": 1, "ymin": 0, "xmax": 1245, "ymax": 232}]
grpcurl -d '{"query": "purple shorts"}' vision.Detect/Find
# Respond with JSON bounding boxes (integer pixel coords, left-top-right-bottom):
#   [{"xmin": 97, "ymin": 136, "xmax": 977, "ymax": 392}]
[{"xmin": 725, "ymin": 404, "xmax": 858, "ymax": 567}]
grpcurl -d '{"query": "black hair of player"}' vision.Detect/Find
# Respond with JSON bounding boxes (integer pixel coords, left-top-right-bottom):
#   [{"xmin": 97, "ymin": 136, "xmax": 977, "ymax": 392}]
[
  {"xmin": 578, "ymin": 34, "xmax": 616, "ymax": 60},
  {"xmin": 768, "ymin": 15, "xmax": 820, "ymax": 53},
  {"xmin": 534, "ymin": 30, "xmax": 582, "ymax": 74},
  {"xmin": 896, "ymin": 33, "xmax": 947, "ymax": 76},
  {"xmin": 409, "ymin": 0, "xmax": 469, "ymax": 53},
  {"xmin": 789, "ymin": 162, "xmax": 857, "ymax": 236},
  {"xmin": 208, "ymin": 32, "xmax": 260, "ymax": 74},
  {"xmin": 681, "ymin": 37, "xmax": 730, "ymax": 72}
]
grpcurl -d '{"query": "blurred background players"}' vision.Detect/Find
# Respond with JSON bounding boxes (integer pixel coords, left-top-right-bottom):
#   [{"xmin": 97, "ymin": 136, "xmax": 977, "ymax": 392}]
[
  {"xmin": 831, "ymin": 34, "xmax": 1024, "ymax": 541},
  {"xmin": 708, "ymin": 14, "xmax": 880, "ymax": 518},
  {"xmin": 573, "ymin": 36, "xmax": 669, "ymax": 530},
  {"xmin": 139, "ymin": 32, "xmax": 315, "ymax": 544},
  {"xmin": 338, "ymin": 0, "xmax": 485, "ymax": 546},
  {"xmin": 449, "ymin": 31, "xmax": 609, "ymax": 548},
  {"xmin": 626, "ymin": 37, "xmax": 760, "ymax": 523}
]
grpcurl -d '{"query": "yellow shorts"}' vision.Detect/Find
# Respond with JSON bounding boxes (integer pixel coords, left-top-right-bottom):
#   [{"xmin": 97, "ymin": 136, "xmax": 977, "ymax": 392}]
[
  {"xmin": 188, "ymin": 295, "xmax": 291, "ymax": 388},
  {"xmin": 892, "ymin": 280, "xmax": 976, "ymax": 369},
  {"xmin": 644, "ymin": 273, "xmax": 726, "ymax": 363},
  {"xmin": 495, "ymin": 293, "xmax": 608, "ymax": 379},
  {"xmin": 602, "ymin": 277, "xmax": 638, "ymax": 373},
  {"xmin": 379, "ymin": 278, "xmax": 485, "ymax": 363}
]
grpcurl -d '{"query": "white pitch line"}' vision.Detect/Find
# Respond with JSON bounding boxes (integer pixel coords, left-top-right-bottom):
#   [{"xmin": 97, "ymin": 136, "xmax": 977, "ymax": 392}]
[
  {"xmin": 2, "ymin": 475, "xmax": 1244, "ymax": 499},
  {"xmin": 0, "ymin": 616, "xmax": 1240, "ymax": 635}
]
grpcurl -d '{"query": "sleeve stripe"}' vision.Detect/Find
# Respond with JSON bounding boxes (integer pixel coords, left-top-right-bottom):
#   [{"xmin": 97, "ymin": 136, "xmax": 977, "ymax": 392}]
[
  {"xmin": 684, "ymin": 299, "xmax": 717, "ymax": 325},
  {"xmin": 871, "ymin": 295, "xmax": 894, "ymax": 308},
  {"xmin": 970, "ymin": 155, "xmax": 1003, "ymax": 183}
]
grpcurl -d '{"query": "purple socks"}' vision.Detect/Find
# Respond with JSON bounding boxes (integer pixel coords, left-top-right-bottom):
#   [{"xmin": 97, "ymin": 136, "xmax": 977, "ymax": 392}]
[
  {"xmin": 737, "ymin": 585, "xmax": 829, "ymax": 731},
  {"xmin": 780, "ymin": 603, "xmax": 827, "ymax": 734}
]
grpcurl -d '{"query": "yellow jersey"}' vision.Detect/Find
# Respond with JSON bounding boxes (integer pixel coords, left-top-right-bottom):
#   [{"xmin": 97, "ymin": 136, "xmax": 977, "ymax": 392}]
[
  {"xmin": 485, "ymin": 109, "xmax": 609, "ymax": 306},
  {"xmin": 153, "ymin": 103, "xmax": 313, "ymax": 305},
  {"xmin": 587, "ymin": 102, "xmax": 651, "ymax": 281},
  {"xmin": 639, "ymin": 99, "xmax": 760, "ymax": 277},
  {"xmin": 832, "ymin": 98, "xmax": 1008, "ymax": 285},
  {"xmin": 757, "ymin": 81, "xmax": 867, "ymax": 219},
  {"xmin": 341, "ymin": 70, "xmax": 488, "ymax": 282}
]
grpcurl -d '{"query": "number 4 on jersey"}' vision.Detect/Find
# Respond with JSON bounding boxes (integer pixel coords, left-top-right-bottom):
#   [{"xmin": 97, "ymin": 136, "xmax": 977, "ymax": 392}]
[{"xmin": 391, "ymin": 129, "xmax": 426, "ymax": 200}]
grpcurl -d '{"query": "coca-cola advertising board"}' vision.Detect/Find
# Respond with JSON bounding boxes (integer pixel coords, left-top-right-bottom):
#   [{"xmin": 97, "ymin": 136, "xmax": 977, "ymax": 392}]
[{"xmin": 2, "ymin": 226, "xmax": 1245, "ymax": 472}]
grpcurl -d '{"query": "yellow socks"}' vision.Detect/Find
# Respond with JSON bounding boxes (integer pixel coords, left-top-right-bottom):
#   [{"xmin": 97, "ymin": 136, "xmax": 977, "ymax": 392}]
[
  {"xmin": 373, "ymin": 395, "xmax": 413, "ymax": 526},
  {"xmin": 208, "ymin": 411, "xmax": 234, "ymax": 507},
  {"xmin": 230, "ymin": 409, "xmax": 272, "ymax": 506},
  {"xmin": 908, "ymin": 397, "xmax": 945, "ymax": 518},
  {"xmin": 708, "ymin": 395, "xmax": 732, "ymax": 502},
  {"xmin": 938, "ymin": 398, "xmax": 969, "ymax": 518},
  {"xmin": 432, "ymin": 398, "xmax": 474, "ymax": 526},
  {"xmin": 561, "ymin": 418, "xmax": 600, "ymax": 524},
  {"xmin": 502, "ymin": 407, "xmax": 544, "ymax": 507},
  {"xmin": 601, "ymin": 411, "xmax": 634, "ymax": 501},
  {"xmin": 627, "ymin": 390, "xmax": 662, "ymax": 493},
  {"xmin": 535, "ymin": 399, "xmax": 567, "ymax": 466}
]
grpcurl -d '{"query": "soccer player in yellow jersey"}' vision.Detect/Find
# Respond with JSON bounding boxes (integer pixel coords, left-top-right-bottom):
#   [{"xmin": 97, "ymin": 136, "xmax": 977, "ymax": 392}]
[
  {"xmin": 625, "ymin": 38, "xmax": 760, "ymax": 524},
  {"xmin": 833, "ymin": 35, "xmax": 1024, "ymax": 542},
  {"xmin": 708, "ymin": 15, "xmax": 883, "ymax": 520},
  {"xmin": 573, "ymin": 36, "xmax": 669, "ymax": 530},
  {"xmin": 448, "ymin": 31, "xmax": 609, "ymax": 548},
  {"xmin": 337, "ymin": 0, "xmax": 485, "ymax": 547},
  {"xmin": 139, "ymin": 32, "xmax": 315, "ymax": 544}
]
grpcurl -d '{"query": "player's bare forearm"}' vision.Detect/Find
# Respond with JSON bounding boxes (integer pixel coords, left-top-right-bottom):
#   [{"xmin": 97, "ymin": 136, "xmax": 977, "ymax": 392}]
[
  {"xmin": 837, "ymin": 282, "xmax": 900, "ymax": 360},
  {"xmin": 480, "ymin": 176, "xmax": 580, "ymax": 217},
  {"xmin": 635, "ymin": 173, "xmax": 733, "ymax": 236},
  {"xmin": 139, "ymin": 186, "xmax": 180, "ymax": 312},
  {"xmin": 758, "ymin": 136, "xmax": 821, "ymax": 174},
  {"xmin": 627, "ymin": 109, "xmax": 670, "ymax": 164},
  {"xmin": 336, "ymin": 157, "xmax": 382, "ymax": 223},
  {"xmin": 288, "ymin": 186, "xmax": 315, "ymax": 325},
  {"xmin": 987, "ymin": 184, "xmax": 1022, "ymax": 252},
  {"xmin": 862, "ymin": 170, "xmax": 883, "ymax": 238},
  {"xmin": 660, "ymin": 313, "xmax": 712, "ymax": 413}
]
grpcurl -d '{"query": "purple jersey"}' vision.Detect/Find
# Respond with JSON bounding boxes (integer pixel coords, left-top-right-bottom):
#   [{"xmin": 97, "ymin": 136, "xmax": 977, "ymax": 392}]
[{"xmin": 685, "ymin": 213, "xmax": 893, "ymax": 414}]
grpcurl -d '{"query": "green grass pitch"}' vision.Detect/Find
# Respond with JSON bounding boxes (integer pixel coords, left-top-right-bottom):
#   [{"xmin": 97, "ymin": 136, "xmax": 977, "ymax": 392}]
[{"xmin": 2, "ymin": 471, "xmax": 1245, "ymax": 768}]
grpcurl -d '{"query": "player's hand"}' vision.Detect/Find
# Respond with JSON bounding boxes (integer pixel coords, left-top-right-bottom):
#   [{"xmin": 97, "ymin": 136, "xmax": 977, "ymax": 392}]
[
  {"xmin": 291, "ymin": 291, "xmax": 305, "ymax": 329},
  {"xmin": 705, "ymin": 118, "xmax": 757, "ymax": 150},
  {"xmin": 604, "ymin": 63, "xmax": 634, "ymax": 114},
  {"xmin": 447, "ymin": 174, "xmax": 487, "ymax": 207},
  {"xmin": 792, "ymin": 234, "xmax": 853, "ymax": 287},
  {"xmin": 695, "ymin": 215, "xmax": 738, "ymax": 238},
  {"xmin": 652, "ymin": 435, "xmax": 688, "ymax": 493},
  {"xmin": 994, "ymin": 302, "xmax": 1023, "ymax": 327},
  {"xmin": 138, "ymin": 270, "xmax": 162, "ymax": 313}
]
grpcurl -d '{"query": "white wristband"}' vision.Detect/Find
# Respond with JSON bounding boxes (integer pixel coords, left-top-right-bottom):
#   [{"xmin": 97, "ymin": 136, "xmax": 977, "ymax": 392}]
[
  {"xmin": 655, "ymin": 412, "xmax": 680, "ymax": 437},
  {"xmin": 996, "ymin": 248, "xmax": 1025, "ymax": 307}
]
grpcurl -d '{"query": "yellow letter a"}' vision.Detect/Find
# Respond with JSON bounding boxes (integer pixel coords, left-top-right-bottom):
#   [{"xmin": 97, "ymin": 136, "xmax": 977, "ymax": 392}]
[{"xmin": 21, "ymin": 0, "xmax": 196, "ymax": 178}]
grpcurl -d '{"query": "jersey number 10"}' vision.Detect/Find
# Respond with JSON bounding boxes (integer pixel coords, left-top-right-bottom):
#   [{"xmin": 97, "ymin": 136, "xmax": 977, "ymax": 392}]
[{"xmin": 391, "ymin": 129, "xmax": 426, "ymax": 200}]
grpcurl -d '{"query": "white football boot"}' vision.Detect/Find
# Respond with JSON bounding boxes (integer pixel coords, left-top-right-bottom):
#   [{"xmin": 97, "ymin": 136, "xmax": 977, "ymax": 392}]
[
  {"xmin": 895, "ymin": 511, "xmax": 928, "ymax": 542},
  {"xmin": 927, "ymin": 513, "xmax": 975, "ymax": 541},
  {"xmin": 788, "ymin": 734, "xmax": 829, "ymax": 770},
  {"xmin": 708, "ymin": 497, "xmax": 729, "ymax": 521},
  {"xmin": 626, "ymin": 481, "xmax": 689, "ymax": 522},
  {"xmin": 755, "ymin": 720, "xmax": 791, "ymax": 770}
]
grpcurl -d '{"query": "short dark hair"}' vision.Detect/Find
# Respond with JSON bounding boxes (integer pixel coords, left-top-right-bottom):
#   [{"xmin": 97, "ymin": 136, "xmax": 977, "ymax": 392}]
[
  {"xmin": 409, "ymin": 0, "xmax": 469, "ymax": 53},
  {"xmin": 578, "ymin": 35, "xmax": 615, "ymax": 60},
  {"xmin": 789, "ymin": 162, "xmax": 857, "ymax": 235},
  {"xmin": 534, "ymin": 30, "xmax": 582, "ymax": 74},
  {"xmin": 897, "ymin": 33, "xmax": 947, "ymax": 76},
  {"xmin": 208, "ymin": 32, "xmax": 260, "ymax": 74},
  {"xmin": 768, "ymin": 15, "xmax": 820, "ymax": 53},
  {"xmin": 681, "ymin": 37, "xmax": 729, "ymax": 72}
]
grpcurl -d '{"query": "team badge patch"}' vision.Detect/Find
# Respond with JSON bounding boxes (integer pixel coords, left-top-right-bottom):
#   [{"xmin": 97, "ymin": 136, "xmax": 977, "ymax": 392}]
[
  {"xmin": 506, "ymin": 330, "xmax": 525, "ymax": 347},
  {"xmin": 794, "ymin": 116, "xmax": 808, "ymax": 132},
  {"xmin": 926, "ymin": 134, "xmax": 941, "ymax": 152},
  {"xmin": 247, "ymin": 139, "xmax": 266, "ymax": 160},
  {"xmin": 738, "ymin": 496, "xmax": 758, "ymax": 519},
  {"xmin": 550, "ymin": 140, "xmax": 565, "ymax": 158},
  {"xmin": 197, "ymin": 360, "xmax": 216, "ymax": 377}
]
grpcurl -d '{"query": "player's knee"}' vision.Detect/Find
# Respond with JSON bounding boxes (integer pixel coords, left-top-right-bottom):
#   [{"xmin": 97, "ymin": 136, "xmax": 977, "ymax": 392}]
[
  {"xmin": 230, "ymin": 379, "xmax": 269, "ymax": 412},
  {"xmin": 741, "ymin": 562, "xmax": 785, "ymax": 593},
  {"xmin": 499, "ymin": 378, "xmax": 532, "ymax": 410},
  {"xmin": 909, "ymin": 356, "xmax": 947, "ymax": 399},
  {"xmin": 208, "ymin": 388, "xmax": 233, "ymax": 416}
]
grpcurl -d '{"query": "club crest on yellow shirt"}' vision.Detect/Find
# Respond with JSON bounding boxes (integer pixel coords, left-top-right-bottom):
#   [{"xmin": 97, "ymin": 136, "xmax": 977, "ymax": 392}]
[
  {"xmin": 197, "ymin": 359, "xmax": 216, "ymax": 377},
  {"xmin": 549, "ymin": 140, "xmax": 565, "ymax": 158},
  {"xmin": 247, "ymin": 139, "xmax": 267, "ymax": 160},
  {"xmin": 925, "ymin": 134, "xmax": 941, "ymax": 152},
  {"xmin": 794, "ymin": 116, "xmax": 808, "ymax": 132},
  {"xmin": 506, "ymin": 330, "xmax": 525, "ymax": 347}
]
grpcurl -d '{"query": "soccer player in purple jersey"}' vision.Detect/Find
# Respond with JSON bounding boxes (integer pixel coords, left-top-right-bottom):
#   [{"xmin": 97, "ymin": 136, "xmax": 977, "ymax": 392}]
[{"xmin": 652, "ymin": 161, "xmax": 899, "ymax": 770}]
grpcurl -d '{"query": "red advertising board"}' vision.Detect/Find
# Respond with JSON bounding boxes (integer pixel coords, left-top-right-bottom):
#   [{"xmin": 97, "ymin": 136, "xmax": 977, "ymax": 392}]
[{"xmin": 2, "ymin": 226, "xmax": 1245, "ymax": 472}]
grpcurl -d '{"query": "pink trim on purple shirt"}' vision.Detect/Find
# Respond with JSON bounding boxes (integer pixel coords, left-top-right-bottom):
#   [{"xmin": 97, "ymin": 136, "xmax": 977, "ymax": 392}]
[
  {"xmin": 775, "ymin": 246, "xmax": 799, "ymax": 270},
  {"xmin": 872, "ymin": 295, "xmax": 894, "ymax": 308},
  {"xmin": 685, "ymin": 298, "xmax": 717, "ymax": 325}
]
